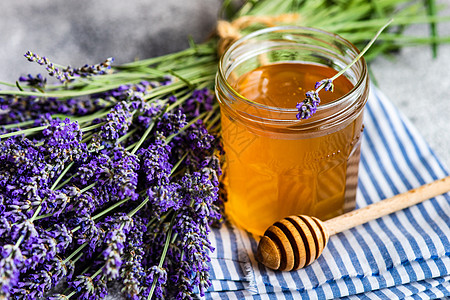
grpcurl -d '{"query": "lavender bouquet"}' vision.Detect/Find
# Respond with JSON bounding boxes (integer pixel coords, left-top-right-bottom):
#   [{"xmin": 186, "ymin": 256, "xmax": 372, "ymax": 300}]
[
  {"xmin": 0, "ymin": 0, "xmax": 448, "ymax": 299},
  {"xmin": 0, "ymin": 44, "xmax": 222, "ymax": 299}
]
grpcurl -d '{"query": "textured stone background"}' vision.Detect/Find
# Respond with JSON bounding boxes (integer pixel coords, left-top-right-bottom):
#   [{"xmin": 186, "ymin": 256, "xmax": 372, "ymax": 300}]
[
  {"xmin": 370, "ymin": 1, "xmax": 450, "ymax": 169},
  {"xmin": 0, "ymin": 0, "xmax": 449, "ymax": 298}
]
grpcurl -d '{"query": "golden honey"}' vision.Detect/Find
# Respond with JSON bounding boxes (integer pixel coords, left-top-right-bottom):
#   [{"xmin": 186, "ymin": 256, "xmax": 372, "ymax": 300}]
[{"xmin": 216, "ymin": 27, "xmax": 369, "ymax": 236}]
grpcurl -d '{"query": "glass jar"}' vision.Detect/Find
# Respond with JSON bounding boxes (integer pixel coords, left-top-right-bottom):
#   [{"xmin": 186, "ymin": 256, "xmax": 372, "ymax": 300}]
[{"xmin": 215, "ymin": 26, "xmax": 369, "ymax": 236}]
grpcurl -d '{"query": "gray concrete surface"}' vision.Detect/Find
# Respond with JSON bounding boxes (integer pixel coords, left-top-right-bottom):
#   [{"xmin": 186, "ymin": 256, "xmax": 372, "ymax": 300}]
[
  {"xmin": 0, "ymin": 0, "xmax": 222, "ymax": 81},
  {"xmin": 0, "ymin": 1, "xmax": 448, "ymax": 298},
  {"xmin": 370, "ymin": 5, "xmax": 450, "ymax": 169}
]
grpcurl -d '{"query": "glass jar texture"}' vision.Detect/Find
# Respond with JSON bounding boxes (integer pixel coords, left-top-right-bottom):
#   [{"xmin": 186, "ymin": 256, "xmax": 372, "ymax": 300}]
[{"xmin": 215, "ymin": 26, "xmax": 369, "ymax": 236}]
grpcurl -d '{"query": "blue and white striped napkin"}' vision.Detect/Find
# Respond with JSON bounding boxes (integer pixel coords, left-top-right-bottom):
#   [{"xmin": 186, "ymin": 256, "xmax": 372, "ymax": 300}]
[{"xmin": 205, "ymin": 86, "xmax": 450, "ymax": 299}]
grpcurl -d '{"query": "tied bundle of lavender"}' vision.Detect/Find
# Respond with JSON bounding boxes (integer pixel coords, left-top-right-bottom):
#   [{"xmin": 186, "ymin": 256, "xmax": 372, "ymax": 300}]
[
  {"xmin": 0, "ymin": 0, "xmax": 449, "ymax": 299},
  {"xmin": 0, "ymin": 44, "xmax": 223, "ymax": 299}
]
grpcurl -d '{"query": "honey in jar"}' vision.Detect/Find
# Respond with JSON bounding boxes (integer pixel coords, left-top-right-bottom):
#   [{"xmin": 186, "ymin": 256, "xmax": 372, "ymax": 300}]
[{"xmin": 215, "ymin": 27, "xmax": 369, "ymax": 236}]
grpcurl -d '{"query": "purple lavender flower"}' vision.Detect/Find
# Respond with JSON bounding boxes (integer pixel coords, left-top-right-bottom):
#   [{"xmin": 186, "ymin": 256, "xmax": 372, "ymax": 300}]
[
  {"xmin": 67, "ymin": 190, "xmax": 96, "ymax": 216},
  {"xmin": 43, "ymin": 189, "xmax": 71, "ymax": 217},
  {"xmin": 181, "ymin": 120, "xmax": 215, "ymax": 169},
  {"xmin": 24, "ymin": 51, "xmax": 49, "ymax": 65},
  {"xmin": 186, "ymin": 120, "xmax": 213, "ymax": 152},
  {"xmin": 314, "ymin": 78, "xmax": 334, "ymax": 91},
  {"xmin": 183, "ymin": 88, "xmax": 214, "ymax": 117},
  {"xmin": 69, "ymin": 216, "xmax": 104, "ymax": 253},
  {"xmin": 138, "ymin": 134, "xmax": 172, "ymax": 186},
  {"xmin": 179, "ymin": 170, "xmax": 219, "ymax": 212},
  {"xmin": 147, "ymin": 183, "xmax": 181, "ymax": 217},
  {"xmin": 100, "ymin": 101, "xmax": 134, "ymax": 140},
  {"xmin": 103, "ymin": 225, "xmax": 125, "ymax": 279},
  {"xmin": 101, "ymin": 214, "xmax": 133, "ymax": 280},
  {"xmin": 74, "ymin": 146, "xmax": 139, "ymax": 207},
  {"xmin": 69, "ymin": 275, "xmax": 95, "ymax": 299},
  {"xmin": 0, "ymin": 53, "xmax": 225, "ymax": 300},
  {"xmin": 24, "ymin": 51, "xmax": 113, "ymax": 83},
  {"xmin": 169, "ymin": 211, "xmax": 215, "ymax": 298},
  {"xmin": 143, "ymin": 265, "xmax": 167, "ymax": 299},
  {"xmin": 18, "ymin": 73, "xmax": 47, "ymax": 89},
  {"xmin": 10, "ymin": 219, "xmax": 38, "ymax": 241},
  {"xmin": 0, "ymin": 244, "xmax": 24, "ymax": 297},
  {"xmin": 0, "ymin": 216, "xmax": 11, "ymax": 239},
  {"xmin": 296, "ymin": 90, "xmax": 321, "ymax": 120},
  {"xmin": 160, "ymin": 75, "xmax": 173, "ymax": 86},
  {"xmin": 156, "ymin": 110, "xmax": 187, "ymax": 136},
  {"xmin": 46, "ymin": 224, "xmax": 73, "ymax": 254},
  {"xmin": 136, "ymin": 101, "xmax": 166, "ymax": 129},
  {"xmin": 67, "ymin": 273, "xmax": 108, "ymax": 300},
  {"xmin": 45, "ymin": 62, "xmax": 72, "ymax": 82},
  {"xmin": 99, "ymin": 147, "xmax": 139, "ymax": 202},
  {"xmin": 70, "ymin": 57, "xmax": 114, "ymax": 77},
  {"xmin": 92, "ymin": 276, "xmax": 108, "ymax": 300},
  {"xmin": 0, "ymin": 94, "xmax": 104, "ymax": 126},
  {"xmin": 159, "ymin": 169, "xmax": 220, "ymax": 298},
  {"xmin": 20, "ymin": 224, "xmax": 71, "ymax": 271},
  {"xmin": 12, "ymin": 256, "xmax": 69, "ymax": 300},
  {"xmin": 42, "ymin": 118, "xmax": 87, "ymax": 165},
  {"xmin": 168, "ymin": 260, "xmax": 194, "ymax": 299},
  {"xmin": 120, "ymin": 217, "xmax": 146, "ymax": 299}
]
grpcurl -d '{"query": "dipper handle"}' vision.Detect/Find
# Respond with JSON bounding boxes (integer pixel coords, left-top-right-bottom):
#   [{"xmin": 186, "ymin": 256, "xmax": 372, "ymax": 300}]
[
  {"xmin": 325, "ymin": 175, "xmax": 450, "ymax": 236},
  {"xmin": 256, "ymin": 175, "xmax": 450, "ymax": 271}
]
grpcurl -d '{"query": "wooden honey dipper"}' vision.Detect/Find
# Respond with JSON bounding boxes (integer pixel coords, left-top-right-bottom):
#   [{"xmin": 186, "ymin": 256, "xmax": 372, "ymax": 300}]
[{"xmin": 256, "ymin": 175, "xmax": 450, "ymax": 271}]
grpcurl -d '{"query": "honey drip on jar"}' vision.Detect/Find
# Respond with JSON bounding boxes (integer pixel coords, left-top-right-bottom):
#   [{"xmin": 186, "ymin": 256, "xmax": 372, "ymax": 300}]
[{"xmin": 221, "ymin": 62, "xmax": 364, "ymax": 236}]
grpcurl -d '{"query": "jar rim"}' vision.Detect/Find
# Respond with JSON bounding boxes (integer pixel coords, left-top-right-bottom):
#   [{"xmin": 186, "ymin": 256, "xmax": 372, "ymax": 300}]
[{"xmin": 217, "ymin": 25, "xmax": 368, "ymax": 121}]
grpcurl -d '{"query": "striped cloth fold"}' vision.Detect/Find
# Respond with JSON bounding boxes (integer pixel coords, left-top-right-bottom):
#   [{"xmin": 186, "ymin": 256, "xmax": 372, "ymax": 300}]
[{"xmin": 204, "ymin": 85, "xmax": 450, "ymax": 299}]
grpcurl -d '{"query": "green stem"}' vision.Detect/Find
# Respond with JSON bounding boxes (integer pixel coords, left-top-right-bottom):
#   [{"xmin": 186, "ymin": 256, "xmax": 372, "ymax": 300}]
[
  {"xmin": 148, "ymin": 215, "xmax": 176, "ymax": 300},
  {"xmin": 164, "ymin": 93, "xmax": 192, "ymax": 112},
  {"xmin": 125, "ymin": 141, "xmax": 138, "ymax": 152},
  {"xmin": 72, "ymin": 252, "xmax": 84, "ymax": 264},
  {"xmin": 117, "ymin": 46, "xmax": 198, "ymax": 69},
  {"xmin": 318, "ymin": 19, "xmax": 393, "ymax": 93},
  {"xmin": 72, "ymin": 110, "xmax": 111, "ymax": 123},
  {"xmin": 0, "ymin": 125, "xmax": 47, "ymax": 139},
  {"xmin": 206, "ymin": 109, "xmax": 221, "ymax": 131},
  {"xmin": 117, "ymin": 128, "xmax": 137, "ymax": 144},
  {"xmin": 81, "ymin": 132, "xmax": 94, "ymax": 144},
  {"xmin": 92, "ymin": 197, "xmax": 131, "ymax": 221},
  {"xmin": 146, "ymin": 211, "xmax": 169, "ymax": 230},
  {"xmin": 170, "ymin": 152, "xmax": 188, "ymax": 176},
  {"xmin": 131, "ymin": 122, "xmax": 155, "ymax": 155},
  {"xmin": 1, "ymin": 119, "xmax": 37, "ymax": 130},
  {"xmin": 63, "ymin": 242, "xmax": 88, "ymax": 265},
  {"xmin": 143, "ymin": 75, "xmax": 215, "ymax": 102},
  {"xmin": 0, "ymin": 83, "xmax": 135, "ymax": 98},
  {"xmin": 70, "ymin": 196, "xmax": 131, "ymax": 233},
  {"xmin": 200, "ymin": 103, "xmax": 218, "ymax": 125},
  {"xmin": 34, "ymin": 212, "xmax": 54, "ymax": 221},
  {"xmin": 426, "ymin": 0, "xmax": 438, "ymax": 57},
  {"xmin": 51, "ymin": 162, "xmax": 74, "ymax": 190},
  {"xmin": 81, "ymin": 122, "xmax": 106, "ymax": 132},
  {"xmin": 66, "ymin": 291, "xmax": 77, "ymax": 299},
  {"xmin": 127, "ymin": 197, "xmax": 149, "ymax": 218},
  {"xmin": 80, "ymin": 182, "xmax": 96, "ymax": 194}
]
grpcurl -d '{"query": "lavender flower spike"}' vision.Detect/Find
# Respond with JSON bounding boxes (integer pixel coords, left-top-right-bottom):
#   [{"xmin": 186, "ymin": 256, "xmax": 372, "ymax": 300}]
[
  {"xmin": 315, "ymin": 79, "xmax": 334, "ymax": 92},
  {"xmin": 24, "ymin": 50, "xmax": 114, "ymax": 83},
  {"xmin": 296, "ymin": 91, "xmax": 320, "ymax": 120}
]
